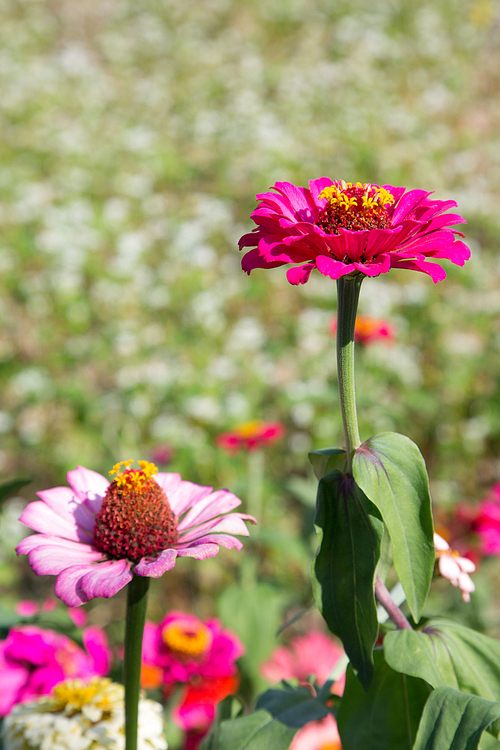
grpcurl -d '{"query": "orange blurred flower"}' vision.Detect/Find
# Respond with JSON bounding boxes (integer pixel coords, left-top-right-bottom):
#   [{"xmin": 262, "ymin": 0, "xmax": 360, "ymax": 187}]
[{"xmin": 216, "ymin": 420, "xmax": 285, "ymax": 454}]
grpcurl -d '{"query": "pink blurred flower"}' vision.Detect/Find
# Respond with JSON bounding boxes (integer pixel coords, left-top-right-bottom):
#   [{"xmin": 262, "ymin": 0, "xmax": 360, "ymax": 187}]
[
  {"xmin": 434, "ymin": 533, "xmax": 476, "ymax": 602},
  {"xmin": 290, "ymin": 713, "xmax": 342, "ymax": 750},
  {"xmin": 16, "ymin": 460, "xmax": 255, "ymax": 607},
  {"xmin": 239, "ymin": 179, "xmax": 469, "ymax": 285},
  {"xmin": 141, "ymin": 611, "xmax": 244, "ymax": 688},
  {"xmin": 473, "ymin": 482, "xmax": 500, "ymax": 555},
  {"xmin": 151, "ymin": 445, "xmax": 174, "ymax": 466},
  {"xmin": 14, "ymin": 601, "xmax": 39, "ymax": 617},
  {"xmin": 0, "ymin": 624, "xmax": 110, "ymax": 716},
  {"xmin": 330, "ymin": 315, "xmax": 395, "ymax": 346},
  {"xmin": 261, "ymin": 630, "xmax": 345, "ymax": 695},
  {"xmin": 216, "ymin": 420, "xmax": 285, "ymax": 454}
]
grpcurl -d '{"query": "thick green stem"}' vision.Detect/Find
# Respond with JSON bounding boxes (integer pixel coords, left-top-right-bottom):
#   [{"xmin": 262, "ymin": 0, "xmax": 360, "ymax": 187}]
[
  {"xmin": 336, "ymin": 275, "xmax": 363, "ymax": 471},
  {"xmin": 124, "ymin": 574, "xmax": 150, "ymax": 750}
]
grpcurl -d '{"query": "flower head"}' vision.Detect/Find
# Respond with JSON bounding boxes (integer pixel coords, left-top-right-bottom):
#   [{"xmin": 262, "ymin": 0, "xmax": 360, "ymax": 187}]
[
  {"xmin": 434, "ymin": 532, "xmax": 476, "ymax": 602},
  {"xmin": 216, "ymin": 420, "xmax": 285, "ymax": 454},
  {"xmin": 16, "ymin": 461, "xmax": 255, "ymax": 607},
  {"xmin": 472, "ymin": 482, "xmax": 500, "ymax": 556},
  {"xmin": 239, "ymin": 179, "xmax": 469, "ymax": 284},
  {"xmin": 261, "ymin": 630, "xmax": 345, "ymax": 695},
  {"xmin": 1, "ymin": 677, "xmax": 167, "ymax": 750},
  {"xmin": 0, "ymin": 625, "xmax": 110, "ymax": 717},
  {"xmin": 330, "ymin": 315, "xmax": 395, "ymax": 346},
  {"xmin": 141, "ymin": 612, "xmax": 244, "ymax": 686}
]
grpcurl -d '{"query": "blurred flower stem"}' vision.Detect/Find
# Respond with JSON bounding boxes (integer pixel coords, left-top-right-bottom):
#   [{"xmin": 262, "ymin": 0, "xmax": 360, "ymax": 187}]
[
  {"xmin": 336, "ymin": 275, "xmax": 363, "ymax": 471},
  {"xmin": 247, "ymin": 448, "xmax": 265, "ymax": 524},
  {"xmin": 124, "ymin": 575, "xmax": 150, "ymax": 750}
]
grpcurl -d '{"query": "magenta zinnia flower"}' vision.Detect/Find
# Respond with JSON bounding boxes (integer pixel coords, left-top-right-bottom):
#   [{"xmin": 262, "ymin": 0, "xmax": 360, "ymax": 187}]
[
  {"xmin": 239, "ymin": 179, "xmax": 470, "ymax": 284},
  {"xmin": 0, "ymin": 625, "xmax": 110, "ymax": 716},
  {"xmin": 216, "ymin": 420, "xmax": 285, "ymax": 455},
  {"xmin": 16, "ymin": 460, "xmax": 255, "ymax": 607}
]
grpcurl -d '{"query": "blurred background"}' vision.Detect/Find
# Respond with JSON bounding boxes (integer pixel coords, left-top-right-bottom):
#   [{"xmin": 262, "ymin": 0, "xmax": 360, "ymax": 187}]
[{"xmin": 0, "ymin": 0, "xmax": 500, "ymax": 723}]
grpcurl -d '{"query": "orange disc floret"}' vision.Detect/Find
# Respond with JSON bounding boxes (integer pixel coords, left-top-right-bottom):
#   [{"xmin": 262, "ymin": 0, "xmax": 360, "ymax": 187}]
[{"xmin": 93, "ymin": 460, "xmax": 178, "ymax": 562}]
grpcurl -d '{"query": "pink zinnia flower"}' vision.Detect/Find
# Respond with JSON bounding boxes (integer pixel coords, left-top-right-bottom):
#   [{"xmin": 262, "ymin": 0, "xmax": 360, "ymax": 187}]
[
  {"xmin": 0, "ymin": 624, "xmax": 110, "ymax": 716},
  {"xmin": 330, "ymin": 315, "xmax": 395, "ymax": 345},
  {"xmin": 141, "ymin": 611, "xmax": 244, "ymax": 687},
  {"xmin": 434, "ymin": 532, "xmax": 476, "ymax": 602},
  {"xmin": 239, "ymin": 179, "xmax": 469, "ymax": 285},
  {"xmin": 16, "ymin": 460, "xmax": 255, "ymax": 607},
  {"xmin": 261, "ymin": 630, "xmax": 345, "ymax": 695},
  {"xmin": 216, "ymin": 420, "xmax": 285, "ymax": 454},
  {"xmin": 290, "ymin": 713, "xmax": 342, "ymax": 750}
]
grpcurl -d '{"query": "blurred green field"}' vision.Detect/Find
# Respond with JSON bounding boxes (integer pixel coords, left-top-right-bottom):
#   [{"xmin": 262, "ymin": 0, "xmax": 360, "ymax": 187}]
[{"xmin": 1, "ymin": 0, "xmax": 500, "ymax": 701}]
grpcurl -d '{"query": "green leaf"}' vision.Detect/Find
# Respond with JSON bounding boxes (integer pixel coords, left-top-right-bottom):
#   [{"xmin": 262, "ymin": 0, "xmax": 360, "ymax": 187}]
[
  {"xmin": 309, "ymin": 448, "xmax": 347, "ymax": 480},
  {"xmin": 384, "ymin": 620, "xmax": 500, "ymax": 736},
  {"xmin": 413, "ymin": 688, "xmax": 500, "ymax": 750},
  {"xmin": 337, "ymin": 650, "xmax": 431, "ymax": 750},
  {"xmin": 256, "ymin": 683, "xmax": 330, "ymax": 727},
  {"xmin": 352, "ymin": 431, "xmax": 434, "ymax": 622},
  {"xmin": 312, "ymin": 470, "xmax": 383, "ymax": 690},
  {"xmin": 211, "ymin": 710, "xmax": 297, "ymax": 750},
  {"xmin": 0, "ymin": 477, "xmax": 31, "ymax": 503}
]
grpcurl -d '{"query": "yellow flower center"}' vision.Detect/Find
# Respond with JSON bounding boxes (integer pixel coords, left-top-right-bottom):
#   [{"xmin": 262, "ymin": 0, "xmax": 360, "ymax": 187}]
[
  {"xmin": 316, "ymin": 181, "xmax": 394, "ymax": 235},
  {"xmin": 49, "ymin": 677, "xmax": 115, "ymax": 715},
  {"xmin": 162, "ymin": 621, "xmax": 212, "ymax": 658},
  {"xmin": 234, "ymin": 420, "xmax": 262, "ymax": 438},
  {"xmin": 109, "ymin": 459, "xmax": 158, "ymax": 491}
]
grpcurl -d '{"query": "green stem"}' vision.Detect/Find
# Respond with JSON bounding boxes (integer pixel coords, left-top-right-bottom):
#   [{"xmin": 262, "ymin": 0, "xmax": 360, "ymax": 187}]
[
  {"xmin": 124, "ymin": 574, "xmax": 150, "ymax": 750},
  {"xmin": 336, "ymin": 275, "xmax": 363, "ymax": 471},
  {"xmin": 247, "ymin": 449, "xmax": 264, "ymax": 525}
]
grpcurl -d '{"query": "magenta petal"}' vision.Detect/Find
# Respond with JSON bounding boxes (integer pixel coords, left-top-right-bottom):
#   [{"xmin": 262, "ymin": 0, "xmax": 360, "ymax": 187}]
[
  {"xmin": 135, "ymin": 548, "xmax": 178, "ymax": 577},
  {"xmin": 180, "ymin": 533, "xmax": 244, "ymax": 551},
  {"xmin": 391, "ymin": 257, "xmax": 446, "ymax": 282},
  {"xmin": 67, "ymin": 467, "xmax": 108, "ymax": 512},
  {"xmin": 179, "ymin": 514, "xmax": 253, "ymax": 542},
  {"xmin": 286, "ymin": 263, "xmax": 315, "ymax": 285},
  {"xmin": 154, "ymin": 472, "xmax": 182, "ymax": 498},
  {"xmin": 82, "ymin": 627, "xmax": 111, "ymax": 676},
  {"xmin": 176, "ymin": 543, "xmax": 221, "ymax": 561},
  {"xmin": 316, "ymin": 255, "xmax": 354, "ymax": 279},
  {"xmin": 79, "ymin": 559, "xmax": 133, "ymax": 601},
  {"xmin": 19, "ymin": 502, "xmax": 92, "ymax": 543}
]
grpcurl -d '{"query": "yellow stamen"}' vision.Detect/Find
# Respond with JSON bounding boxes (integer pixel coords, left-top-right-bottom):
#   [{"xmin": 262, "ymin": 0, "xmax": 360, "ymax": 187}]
[
  {"xmin": 108, "ymin": 459, "xmax": 158, "ymax": 492},
  {"xmin": 49, "ymin": 677, "xmax": 113, "ymax": 715},
  {"xmin": 162, "ymin": 621, "xmax": 212, "ymax": 658}
]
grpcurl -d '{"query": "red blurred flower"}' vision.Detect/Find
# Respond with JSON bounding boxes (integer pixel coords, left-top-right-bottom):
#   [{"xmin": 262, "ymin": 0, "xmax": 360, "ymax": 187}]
[
  {"xmin": 330, "ymin": 315, "xmax": 395, "ymax": 345},
  {"xmin": 239, "ymin": 179, "xmax": 469, "ymax": 285},
  {"xmin": 216, "ymin": 420, "xmax": 285, "ymax": 454},
  {"xmin": 472, "ymin": 482, "xmax": 500, "ymax": 556}
]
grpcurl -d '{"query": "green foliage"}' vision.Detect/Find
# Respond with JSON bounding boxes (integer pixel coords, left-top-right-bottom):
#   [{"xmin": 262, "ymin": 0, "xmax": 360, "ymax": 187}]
[
  {"xmin": 337, "ymin": 650, "xmax": 431, "ymax": 750},
  {"xmin": 0, "ymin": 477, "xmax": 31, "ymax": 503},
  {"xmin": 353, "ymin": 432, "xmax": 434, "ymax": 622},
  {"xmin": 384, "ymin": 620, "xmax": 500, "ymax": 736},
  {"xmin": 312, "ymin": 470, "xmax": 383, "ymax": 689},
  {"xmin": 202, "ymin": 709, "xmax": 296, "ymax": 750},
  {"xmin": 413, "ymin": 688, "xmax": 500, "ymax": 750},
  {"xmin": 308, "ymin": 448, "xmax": 347, "ymax": 481}
]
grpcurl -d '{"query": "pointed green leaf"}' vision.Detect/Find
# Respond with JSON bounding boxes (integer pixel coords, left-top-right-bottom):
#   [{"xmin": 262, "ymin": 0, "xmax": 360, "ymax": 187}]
[
  {"xmin": 210, "ymin": 710, "xmax": 296, "ymax": 750},
  {"xmin": 309, "ymin": 448, "xmax": 347, "ymax": 480},
  {"xmin": 312, "ymin": 470, "xmax": 383, "ymax": 689},
  {"xmin": 352, "ymin": 431, "xmax": 434, "ymax": 621},
  {"xmin": 413, "ymin": 688, "xmax": 500, "ymax": 750},
  {"xmin": 384, "ymin": 620, "xmax": 500, "ymax": 737},
  {"xmin": 256, "ymin": 683, "xmax": 331, "ymax": 726},
  {"xmin": 0, "ymin": 477, "xmax": 31, "ymax": 503},
  {"xmin": 337, "ymin": 650, "xmax": 431, "ymax": 750}
]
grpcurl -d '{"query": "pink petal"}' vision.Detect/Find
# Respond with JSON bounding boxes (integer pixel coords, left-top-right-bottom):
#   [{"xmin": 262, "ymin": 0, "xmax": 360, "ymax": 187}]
[
  {"xmin": 315, "ymin": 254, "xmax": 355, "ymax": 279},
  {"xmin": 79, "ymin": 559, "xmax": 133, "ymax": 601},
  {"xmin": 168, "ymin": 481, "xmax": 215, "ymax": 518},
  {"xmin": 154, "ymin": 472, "xmax": 182, "ymax": 497},
  {"xmin": 19, "ymin": 501, "xmax": 92, "ymax": 543},
  {"xmin": 176, "ymin": 543, "xmax": 221, "ymax": 561},
  {"xmin": 82, "ymin": 627, "xmax": 111, "ymax": 675},
  {"xmin": 67, "ymin": 467, "xmax": 108, "ymax": 513},
  {"xmin": 286, "ymin": 263, "xmax": 315, "ymax": 285},
  {"xmin": 181, "ymin": 533, "xmax": 244, "ymax": 550},
  {"xmin": 36, "ymin": 487, "xmax": 96, "ymax": 535},
  {"xmin": 179, "ymin": 513, "xmax": 254, "ymax": 543},
  {"xmin": 390, "ymin": 257, "xmax": 446, "ymax": 282},
  {"xmin": 354, "ymin": 253, "xmax": 391, "ymax": 277},
  {"xmin": 20, "ymin": 536, "xmax": 104, "ymax": 575},
  {"xmin": 434, "ymin": 533, "xmax": 450, "ymax": 551},
  {"xmin": 177, "ymin": 490, "xmax": 242, "ymax": 532},
  {"xmin": 134, "ymin": 548, "xmax": 178, "ymax": 577},
  {"xmin": 55, "ymin": 565, "xmax": 100, "ymax": 607}
]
